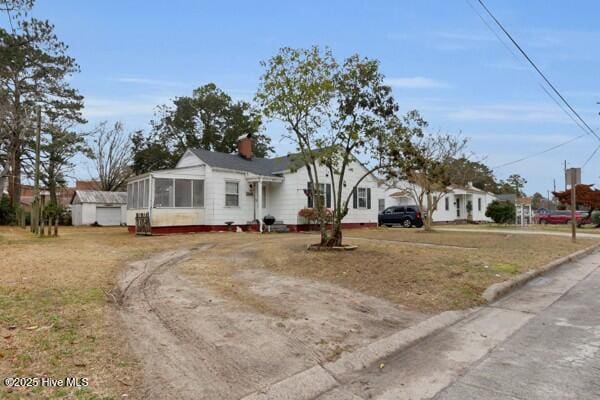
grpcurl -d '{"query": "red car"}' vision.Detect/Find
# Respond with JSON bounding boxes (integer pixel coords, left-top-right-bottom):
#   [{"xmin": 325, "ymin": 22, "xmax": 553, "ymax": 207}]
[{"xmin": 536, "ymin": 210, "xmax": 589, "ymax": 225}]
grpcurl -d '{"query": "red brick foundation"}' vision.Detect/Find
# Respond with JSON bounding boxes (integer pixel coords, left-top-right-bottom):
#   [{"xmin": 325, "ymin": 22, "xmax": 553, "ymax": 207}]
[
  {"xmin": 127, "ymin": 224, "xmax": 259, "ymax": 235},
  {"xmin": 127, "ymin": 222, "xmax": 377, "ymax": 235}
]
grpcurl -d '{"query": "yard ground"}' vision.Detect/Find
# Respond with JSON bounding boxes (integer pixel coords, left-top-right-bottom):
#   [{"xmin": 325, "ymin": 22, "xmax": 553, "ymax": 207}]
[
  {"xmin": 441, "ymin": 222, "xmax": 600, "ymax": 234},
  {"xmin": 0, "ymin": 226, "xmax": 596, "ymax": 399}
]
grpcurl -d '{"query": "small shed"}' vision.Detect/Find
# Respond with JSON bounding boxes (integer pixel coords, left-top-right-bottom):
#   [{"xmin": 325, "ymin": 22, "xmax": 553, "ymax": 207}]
[{"xmin": 71, "ymin": 190, "xmax": 127, "ymax": 226}]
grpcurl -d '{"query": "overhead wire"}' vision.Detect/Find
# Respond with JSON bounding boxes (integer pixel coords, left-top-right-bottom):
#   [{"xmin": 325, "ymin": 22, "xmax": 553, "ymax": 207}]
[{"xmin": 465, "ymin": 0, "xmax": 599, "ymax": 170}]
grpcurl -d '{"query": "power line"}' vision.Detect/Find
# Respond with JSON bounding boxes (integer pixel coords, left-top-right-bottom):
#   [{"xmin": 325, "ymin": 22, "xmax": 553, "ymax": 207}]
[
  {"xmin": 465, "ymin": 0, "xmax": 591, "ymax": 138},
  {"xmin": 582, "ymin": 143, "xmax": 600, "ymax": 168},
  {"xmin": 475, "ymin": 0, "xmax": 600, "ymax": 142},
  {"xmin": 1, "ymin": 1, "xmax": 15, "ymax": 32},
  {"xmin": 492, "ymin": 133, "xmax": 586, "ymax": 169}
]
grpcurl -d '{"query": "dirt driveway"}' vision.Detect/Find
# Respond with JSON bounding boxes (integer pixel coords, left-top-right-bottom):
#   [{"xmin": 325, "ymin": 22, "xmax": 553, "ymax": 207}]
[{"xmin": 116, "ymin": 237, "xmax": 426, "ymax": 400}]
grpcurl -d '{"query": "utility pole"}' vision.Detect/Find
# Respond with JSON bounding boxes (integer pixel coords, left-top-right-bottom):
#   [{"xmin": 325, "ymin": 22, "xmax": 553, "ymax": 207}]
[
  {"xmin": 571, "ymin": 170, "xmax": 576, "ymax": 243},
  {"xmin": 564, "ymin": 160, "xmax": 567, "ymax": 191},
  {"xmin": 566, "ymin": 167, "xmax": 580, "ymax": 243}
]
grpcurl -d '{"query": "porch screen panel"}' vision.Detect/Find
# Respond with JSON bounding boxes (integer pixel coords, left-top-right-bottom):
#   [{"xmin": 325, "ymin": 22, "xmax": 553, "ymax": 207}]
[
  {"xmin": 127, "ymin": 184, "xmax": 133, "ymax": 209},
  {"xmin": 133, "ymin": 181, "xmax": 140, "ymax": 208},
  {"xmin": 139, "ymin": 180, "xmax": 145, "ymax": 208},
  {"xmin": 175, "ymin": 179, "xmax": 192, "ymax": 207},
  {"xmin": 154, "ymin": 178, "xmax": 173, "ymax": 207},
  {"xmin": 143, "ymin": 179, "xmax": 149, "ymax": 208},
  {"xmin": 193, "ymin": 180, "xmax": 204, "ymax": 208}
]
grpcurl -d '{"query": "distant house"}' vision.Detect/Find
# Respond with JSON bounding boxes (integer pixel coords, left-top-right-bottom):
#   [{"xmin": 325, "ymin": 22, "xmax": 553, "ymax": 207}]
[
  {"xmin": 384, "ymin": 182, "xmax": 498, "ymax": 223},
  {"xmin": 71, "ymin": 190, "xmax": 127, "ymax": 226},
  {"xmin": 75, "ymin": 180, "xmax": 101, "ymax": 191},
  {"xmin": 125, "ymin": 134, "xmax": 383, "ymax": 234}
]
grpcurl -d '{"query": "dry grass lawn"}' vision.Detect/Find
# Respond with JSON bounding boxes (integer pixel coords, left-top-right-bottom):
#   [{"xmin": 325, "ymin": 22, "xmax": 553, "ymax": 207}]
[
  {"xmin": 440, "ymin": 223, "xmax": 600, "ymax": 233},
  {"xmin": 0, "ymin": 226, "xmax": 216, "ymax": 400},
  {"xmin": 1, "ymin": 225, "xmax": 596, "ymax": 399},
  {"xmin": 253, "ymin": 228, "xmax": 597, "ymax": 312}
]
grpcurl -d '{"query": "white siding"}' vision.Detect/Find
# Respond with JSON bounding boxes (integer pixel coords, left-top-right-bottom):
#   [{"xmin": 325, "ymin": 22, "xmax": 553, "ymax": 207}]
[
  {"xmin": 269, "ymin": 160, "xmax": 381, "ymax": 225},
  {"xmin": 176, "ymin": 150, "xmax": 203, "ymax": 168}
]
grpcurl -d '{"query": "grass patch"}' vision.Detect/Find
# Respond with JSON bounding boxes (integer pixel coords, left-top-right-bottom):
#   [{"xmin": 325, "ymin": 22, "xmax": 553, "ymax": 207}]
[{"xmin": 0, "ymin": 226, "xmax": 218, "ymax": 399}]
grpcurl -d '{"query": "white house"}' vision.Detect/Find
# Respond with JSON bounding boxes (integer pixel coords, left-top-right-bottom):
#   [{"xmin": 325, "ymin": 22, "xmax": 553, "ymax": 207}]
[
  {"xmin": 126, "ymin": 134, "xmax": 384, "ymax": 234},
  {"xmin": 71, "ymin": 190, "xmax": 127, "ymax": 226},
  {"xmin": 384, "ymin": 182, "xmax": 498, "ymax": 223}
]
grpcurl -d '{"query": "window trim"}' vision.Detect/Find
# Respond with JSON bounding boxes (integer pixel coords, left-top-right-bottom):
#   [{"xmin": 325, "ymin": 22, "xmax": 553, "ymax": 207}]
[{"xmin": 225, "ymin": 180, "xmax": 240, "ymax": 207}]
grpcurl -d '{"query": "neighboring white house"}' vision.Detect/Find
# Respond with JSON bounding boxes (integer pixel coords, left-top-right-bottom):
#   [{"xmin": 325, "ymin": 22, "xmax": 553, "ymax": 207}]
[
  {"xmin": 71, "ymin": 190, "xmax": 127, "ymax": 226},
  {"xmin": 126, "ymin": 135, "xmax": 384, "ymax": 234},
  {"xmin": 383, "ymin": 182, "xmax": 498, "ymax": 223}
]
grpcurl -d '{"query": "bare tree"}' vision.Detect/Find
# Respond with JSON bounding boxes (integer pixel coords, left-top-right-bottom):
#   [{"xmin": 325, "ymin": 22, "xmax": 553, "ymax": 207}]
[
  {"xmin": 397, "ymin": 132, "xmax": 467, "ymax": 231},
  {"xmin": 88, "ymin": 121, "xmax": 133, "ymax": 191}
]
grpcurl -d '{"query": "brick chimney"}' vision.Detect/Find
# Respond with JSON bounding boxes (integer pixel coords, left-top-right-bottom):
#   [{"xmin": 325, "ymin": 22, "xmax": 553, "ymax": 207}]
[{"xmin": 238, "ymin": 133, "xmax": 253, "ymax": 160}]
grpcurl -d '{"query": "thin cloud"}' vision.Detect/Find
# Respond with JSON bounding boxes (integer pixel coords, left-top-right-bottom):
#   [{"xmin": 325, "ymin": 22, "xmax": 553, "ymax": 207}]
[
  {"xmin": 83, "ymin": 95, "xmax": 171, "ymax": 118},
  {"xmin": 385, "ymin": 77, "xmax": 449, "ymax": 89},
  {"xmin": 445, "ymin": 103, "xmax": 588, "ymax": 124},
  {"xmin": 112, "ymin": 77, "xmax": 187, "ymax": 87}
]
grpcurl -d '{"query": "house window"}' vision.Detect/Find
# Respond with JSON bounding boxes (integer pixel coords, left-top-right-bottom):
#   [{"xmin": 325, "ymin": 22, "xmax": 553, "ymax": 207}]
[
  {"xmin": 262, "ymin": 184, "xmax": 267, "ymax": 209},
  {"xmin": 445, "ymin": 197, "xmax": 449, "ymax": 211},
  {"xmin": 154, "ymin": 178, "xmax": 174, "ymax": 207},
  {"xmin": 478, "ymin": 197, "xmax": 482, "ymax": 211},
  {"xmin": 378, "ymin": 199, "xmax": 385, "ymax": 212},
  {"xmin": 175, "ymin": 179, "xmax": 192, "ymax": 207},
  {"xmin": 225, "ymin": 181, "xmax": 239, "ymax": 207},
  {"xmin": 357, "ymin": 187, "xmax": 367, "ymax": 208},
  {"xmin": 193, "ymin": 180, "xmax": 204, "ymax": 208}
]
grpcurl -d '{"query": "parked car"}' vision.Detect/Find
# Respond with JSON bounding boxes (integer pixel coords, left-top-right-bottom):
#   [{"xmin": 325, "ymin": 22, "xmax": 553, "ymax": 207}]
[
  {"xmin": 536, "ymin": 210, "xmax": 590, "ymax": 226},
  {"xmin": 378, "ymin": 205, "xmax": 424, "ymax": 228}
]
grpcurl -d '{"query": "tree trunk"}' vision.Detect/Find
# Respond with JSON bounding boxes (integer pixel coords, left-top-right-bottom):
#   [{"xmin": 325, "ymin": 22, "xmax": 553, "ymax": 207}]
[
  {"xmin": 424, "ymin": 192, "xmax": 434, "ymax": 231},
  {"xmin": 7, "ymin": 146, "xmax": 21, "ymax": 209},
  {"xmin": 330, "ymin": 220, "xmax": 343, "ymax": 247},
  {"xmin": 49, "ymin": 178, "xmax": 58, "ymax": 205}
]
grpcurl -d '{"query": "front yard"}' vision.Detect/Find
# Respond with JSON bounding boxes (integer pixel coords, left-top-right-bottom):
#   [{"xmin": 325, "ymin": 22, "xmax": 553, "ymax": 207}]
[{"xmin": 0, "ymin": 226, "xmax": 596, "ymax": 399}]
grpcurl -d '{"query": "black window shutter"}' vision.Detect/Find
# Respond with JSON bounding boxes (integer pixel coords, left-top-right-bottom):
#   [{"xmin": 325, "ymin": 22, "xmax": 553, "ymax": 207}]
[
  {"xmin": 307, "ymin": 182, "xmax": 313, "ymax": 208},
  {"xmin": 352, "ymin": 187, "xmax": 358, "ymax": 209},
  {"xmin": 367, "ymin": 188, "xmax": 371, "ymax": 209},
  {"xmin": 326, "ymin": 184, "xmax": 331, "ymax": 208}
]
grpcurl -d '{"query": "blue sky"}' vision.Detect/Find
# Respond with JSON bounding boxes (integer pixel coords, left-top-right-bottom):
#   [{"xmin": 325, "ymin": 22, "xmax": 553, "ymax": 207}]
[{"xmin": 10, "ymin": 0, "xmax": 600, "ymax": 194}]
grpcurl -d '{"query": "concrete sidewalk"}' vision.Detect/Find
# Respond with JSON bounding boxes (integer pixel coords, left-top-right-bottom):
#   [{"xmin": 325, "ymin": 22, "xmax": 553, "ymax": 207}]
[
  {"xmin": 434, "ymin": 254, "xmax": 600, "ymax": 400},
  {"xmin": 311, "ymin": 251, "xmax": 600, "ymax": 399},
  {"xmin": 437, "ymin": 226, "xmax": 600, "ymax": 239}
]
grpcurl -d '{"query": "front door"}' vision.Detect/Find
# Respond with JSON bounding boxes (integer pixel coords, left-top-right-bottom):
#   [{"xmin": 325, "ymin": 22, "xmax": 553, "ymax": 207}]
[{"xmin": 456, "ymin": 197, "xmax": 461, "ymax": 218}]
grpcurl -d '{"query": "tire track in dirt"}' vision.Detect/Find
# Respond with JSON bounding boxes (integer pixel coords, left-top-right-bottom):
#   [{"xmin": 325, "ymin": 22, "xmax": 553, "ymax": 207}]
[{"xmin": 116, "ymin": 241, "xmax": 427, "ymax": 400}]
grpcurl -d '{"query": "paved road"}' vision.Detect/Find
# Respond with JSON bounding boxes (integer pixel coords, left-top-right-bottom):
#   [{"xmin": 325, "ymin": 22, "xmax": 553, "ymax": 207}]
[
  {"xmin": 315, "ymin": 251, "xmax": 600, "ymax": 400},
  {"xmin": 434, "ymin": 253, "xmax": 600, "ymax": 400},
  {"xmin": 437, "ymin": 226, "xmax": 600, "ymax": 239}
]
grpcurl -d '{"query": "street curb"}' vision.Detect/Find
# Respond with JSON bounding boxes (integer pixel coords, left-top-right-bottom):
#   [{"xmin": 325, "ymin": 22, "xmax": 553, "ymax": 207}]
[
  {"xmin": 482, "ymin": 242, "xmax": 600, "ymax": 303},
  {"xmin": 240, "ymin": 309, "xmax": 474, "ymax": 400}
]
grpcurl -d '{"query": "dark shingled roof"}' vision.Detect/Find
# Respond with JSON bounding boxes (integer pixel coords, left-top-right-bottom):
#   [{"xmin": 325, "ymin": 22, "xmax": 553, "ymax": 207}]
[{"xmin": 190, "ymin": 148, "xmax": 304, "ymax": 176}]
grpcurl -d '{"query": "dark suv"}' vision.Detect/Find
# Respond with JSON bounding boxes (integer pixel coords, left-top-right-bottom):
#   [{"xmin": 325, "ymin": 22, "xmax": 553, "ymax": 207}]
[{"xmin": 378, "ymin": 206, "xmax": 424, "ymax": 228}]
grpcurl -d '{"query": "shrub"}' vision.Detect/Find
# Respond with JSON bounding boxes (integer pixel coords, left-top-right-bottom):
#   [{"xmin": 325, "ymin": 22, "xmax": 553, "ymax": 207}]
[
  {"xmin": 298, "ymin": 207, "xmax": 333, "ymax": 224},
  {"xmin": 0, "ymin": 195, "xmax": 15, "ymax": 225},
  {"xmin": 592, "ymin": 211, "xmax": 600, "ymax": 227},
  {"xmin": 485, "ymin": 200, "xmax": 516, "ymax": 224}
]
